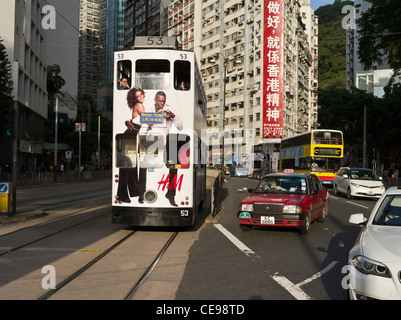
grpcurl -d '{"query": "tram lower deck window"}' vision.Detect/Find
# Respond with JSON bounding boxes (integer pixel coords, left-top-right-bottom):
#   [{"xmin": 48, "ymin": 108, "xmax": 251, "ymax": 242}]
[
  {"xmin": 135, "ymin": 59, "xmax": 170, "ymax": 90},
  {"xmin": 166, "ymin": 134, "xmax": 190, "ymax": 169},
  {"xmin": 115, "ymin": 133, "xmax": 137, "ymax": 168},
  {"xmin": 138, "ymin": 134, "xmax": 164, "ymax": 168}
]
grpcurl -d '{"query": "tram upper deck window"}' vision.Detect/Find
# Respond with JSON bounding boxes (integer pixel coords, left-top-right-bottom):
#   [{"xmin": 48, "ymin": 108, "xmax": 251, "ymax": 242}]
[
  {"xmin": 135, "ymin": 59, "xmax": 170, "ymax": 90},
  {"xmin": 117, "ymin": 60, "xmax": 132, "ymax": 90},
  {"xmin": 174, "ymin": 60, "xmax": 191, "ymax": 91}
]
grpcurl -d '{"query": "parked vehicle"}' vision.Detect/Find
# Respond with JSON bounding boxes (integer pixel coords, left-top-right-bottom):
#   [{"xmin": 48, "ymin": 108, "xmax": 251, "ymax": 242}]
[
  {"xmin": 231, "ymin": 166, "xmax": 249, "ymax": 178},
  {"xmin": 334, "ymin": 167, "xmax": 385, "ymax": 199},
  {"xmin": 346, "ymin": 186, "xmax": 401, "ymax": 300},
  {"xmin": 238, "ymin": 173, "xmax": 329, "ymax": 234}
]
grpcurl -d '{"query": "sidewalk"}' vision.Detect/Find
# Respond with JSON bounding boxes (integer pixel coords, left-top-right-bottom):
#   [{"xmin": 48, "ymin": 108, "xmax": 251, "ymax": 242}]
[{"xmin": 0, "ymin": 169, "xmax": 223, "ymax": 224}]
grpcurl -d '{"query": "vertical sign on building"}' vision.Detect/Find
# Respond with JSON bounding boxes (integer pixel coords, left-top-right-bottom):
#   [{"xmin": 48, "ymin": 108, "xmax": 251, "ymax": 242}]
[{"xmin": 263, "ymin": 0, "xmax": 284, "ymax": 139}]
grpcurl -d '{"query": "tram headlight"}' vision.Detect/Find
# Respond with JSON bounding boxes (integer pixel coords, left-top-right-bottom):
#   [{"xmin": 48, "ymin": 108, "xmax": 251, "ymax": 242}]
[
  {"xmin": 241, "ymin": 203, "xmax": 253, "ymax": 212},
  {"xmin": 144, "ymin": 190, "xmax": 157, "ymax": 204}
]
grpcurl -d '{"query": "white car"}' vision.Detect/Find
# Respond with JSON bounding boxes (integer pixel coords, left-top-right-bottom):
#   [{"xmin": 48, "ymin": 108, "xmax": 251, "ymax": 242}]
[
  {"xmin": 334, "ymin": 167, "xmax": 385, "ymax": 199},
  {"xmin": 346, "ymin": 186, "xmax": 401, "ymax": 300}
]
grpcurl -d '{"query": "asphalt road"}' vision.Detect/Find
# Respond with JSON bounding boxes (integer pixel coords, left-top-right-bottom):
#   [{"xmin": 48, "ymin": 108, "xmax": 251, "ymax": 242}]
[
  {"xmin": 176, "ymin": 176, "xmax": 375, "ymax": 300},
  {"xmin": 0, "ymin": 175, "xmax": 378, "ymax": 301}
]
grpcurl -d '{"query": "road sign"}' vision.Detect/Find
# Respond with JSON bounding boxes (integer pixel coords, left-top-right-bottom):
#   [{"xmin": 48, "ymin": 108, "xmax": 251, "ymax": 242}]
[
  {"xmin": 0, "ymin": 183, "xmax": 9, "ymax": 194},
  {"xmin": 75, "ymin": 123, "xmax": 86, "ymax": 132}
]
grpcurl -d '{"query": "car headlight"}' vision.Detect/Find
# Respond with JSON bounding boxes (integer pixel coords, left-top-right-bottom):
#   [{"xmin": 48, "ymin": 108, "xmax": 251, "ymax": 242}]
[
  {"xmin": 351, "ymin": 255, "xmax": 391, "ymax": 278},
  {"xmin": 283, "ymin": 205, "xmax": 302, "ymax": 214},
  {"xmin": 241, "ymin": 203, "xmax": 253, "ymax": 212},
  {"xmin": 350, "ymin": 182, "xmax": 361, "ymax": 188}
]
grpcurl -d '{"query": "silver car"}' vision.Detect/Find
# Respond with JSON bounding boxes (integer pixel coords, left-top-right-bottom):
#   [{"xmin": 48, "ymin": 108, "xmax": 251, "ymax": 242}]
[{"xmin": 334, "ymin": 167, "xmax": 385, "ymax": 199}]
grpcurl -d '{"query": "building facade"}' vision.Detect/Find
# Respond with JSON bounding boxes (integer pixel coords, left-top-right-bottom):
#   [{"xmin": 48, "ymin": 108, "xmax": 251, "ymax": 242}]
[
  {"xmin": 346, "ymin": 0, "xmax": 392, "ymax": 97},
  {"xmin": 0, "ymin": 0, "xmax": 48, "ymax": 174},
  {"xmin": 79, "ymin": 0, "xmax": 106, "ymax": 99},
  {"xmin": 199, "ymin": 0, "xmax": 318, "ymax": 163}
]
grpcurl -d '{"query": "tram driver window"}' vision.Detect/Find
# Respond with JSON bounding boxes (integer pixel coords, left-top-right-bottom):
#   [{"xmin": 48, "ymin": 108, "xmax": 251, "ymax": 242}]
[
  {"xmin": 166, "ymin": 134, "xmax": 190, "ymax": 169},
  {"xmin": 135, "ymin": 59, "xmax": 170, "ymax": 90},
  {"xmin": 174, "ymin": 60, "xmax": 191, "ymax": 91},
  {"xmin": 117, "ymin": 60, "xmax": 132, "ymax": 90}
]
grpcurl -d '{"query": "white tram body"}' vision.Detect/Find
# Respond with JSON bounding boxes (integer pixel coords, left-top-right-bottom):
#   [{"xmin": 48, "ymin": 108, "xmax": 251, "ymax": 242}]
[{"xmin": 112, "ymin": 37, "xmax": 207, "ymax": 227}]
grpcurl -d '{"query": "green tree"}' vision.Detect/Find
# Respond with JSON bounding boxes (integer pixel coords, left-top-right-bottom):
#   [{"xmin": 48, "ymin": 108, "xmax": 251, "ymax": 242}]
[
  {"xmin": 357, "ymin": 0, "xmax": 401, "ymax": 75},
  {"xmin": 0, "ymin": 38, "xmax": 14, "ymax": 146},
  {"xmin": 47, "ymin": 64, "xmax": 66, "ymax": 95},
  {"xmin": 315, "ymin": 1, "xmax": 353, "ymax": 89}
]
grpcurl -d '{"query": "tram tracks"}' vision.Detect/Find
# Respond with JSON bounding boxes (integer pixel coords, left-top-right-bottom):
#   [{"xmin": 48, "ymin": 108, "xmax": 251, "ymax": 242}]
[{"xmin": 0, "ymin": 201, "xmax": 182, "ymax": 300}]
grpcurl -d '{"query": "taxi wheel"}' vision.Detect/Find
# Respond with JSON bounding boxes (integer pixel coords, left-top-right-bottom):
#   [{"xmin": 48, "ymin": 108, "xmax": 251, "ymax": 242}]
[
  {"xmin": 347, "ymin": 188, "xmax": 353, "ymax": 199},
  {"xmin": 299, "ymin": 211, "xmax": 311, "ymax": 235},
  {"xmin": 317, "ymin": 203, "xmax": 327, "ymax": 223}
]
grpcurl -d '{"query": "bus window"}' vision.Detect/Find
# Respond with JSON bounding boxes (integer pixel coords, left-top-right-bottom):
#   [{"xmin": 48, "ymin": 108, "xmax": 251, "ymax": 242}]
[
  {"xmin": 117, "ymin": 60, "xmax": 132, "ymax": 90},
  {"xmin": 138, "ymin": 134, "xmax": 164, "ymax": 168},
  {"xmin": 135, "ymin": 59, "xmax": 170, "ymax": 90},
  {"xmin": 115, "ymin": 133, "xmax": 137, "ymax": 168},
  {"xmin": 166, "ymin": 134, "xmax": 190, "ymax": 169},
  {"xmin": 174, "ymin": 60, "xmax": 191, "ymax": 91}
]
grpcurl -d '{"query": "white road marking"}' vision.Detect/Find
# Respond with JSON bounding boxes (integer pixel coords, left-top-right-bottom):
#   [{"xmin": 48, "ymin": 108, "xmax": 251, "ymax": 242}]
[
  {"xmin": 297, "ymin": 261, "xmax": 339, "ymax": 287},
  {"xmin": 271, "ymin": 273, "xmax": 312, "ymax": 300},
  {"xmin": 213, "ymin": 224, "xmax": 339, "ymax": 300},
  {"xmin": 214, "ymin": 224, "xmax": 255, "ymax": 256},
  {"xmin": 346, "ymin": 201, "xmax": 369, "ymax": 209}
]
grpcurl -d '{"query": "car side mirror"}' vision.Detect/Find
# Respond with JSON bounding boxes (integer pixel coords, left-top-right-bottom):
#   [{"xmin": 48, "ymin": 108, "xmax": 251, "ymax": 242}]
[
  {"xmin": 349, "ymin": 213, "xmax": 367, "ymax": 225},
  {"xmin": 248, "ymin": 188, "xmax": 254, "ymax": 193}
]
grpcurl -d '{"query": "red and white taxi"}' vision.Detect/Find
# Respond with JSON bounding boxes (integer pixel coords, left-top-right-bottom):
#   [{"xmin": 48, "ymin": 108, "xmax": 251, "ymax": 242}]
[{"xmin": 238, "ymin": 173, "xmax": 329, "ymax": 234}]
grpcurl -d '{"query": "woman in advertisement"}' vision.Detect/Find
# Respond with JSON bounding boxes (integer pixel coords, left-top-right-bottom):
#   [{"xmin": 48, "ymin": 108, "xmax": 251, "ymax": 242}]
[{"xmin": 116, "ymin": 88, "xmax": 147, "ymax": 204}]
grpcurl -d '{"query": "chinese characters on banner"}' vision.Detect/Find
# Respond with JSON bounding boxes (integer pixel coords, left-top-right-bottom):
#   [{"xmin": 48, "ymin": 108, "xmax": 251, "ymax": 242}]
[{"xmin": 263, "ymin": 0, "xmax": 284, "ymax": 139}]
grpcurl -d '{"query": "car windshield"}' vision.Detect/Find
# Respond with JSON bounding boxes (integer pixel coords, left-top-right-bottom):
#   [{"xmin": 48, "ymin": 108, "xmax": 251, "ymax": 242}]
[
  {"xmin": 373, "ymin": 196, "xmax": 401, "ymax": 227},
  {"xmin": 255, "ymin": 177, "xmax": 307, "ymax": 194},
  {"xmin": 349, "ymin": 169, "xmax": 381, "ymax": 181}
]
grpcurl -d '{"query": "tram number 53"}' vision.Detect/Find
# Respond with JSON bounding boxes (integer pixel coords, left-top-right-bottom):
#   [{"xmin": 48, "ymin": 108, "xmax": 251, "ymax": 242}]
[
  {"xmin": 146, "ymin": 36, "xmax": 164, "ymax": 46},
  {"xmin": 180, "ymin": 210, "xmax": 189, "ymax": 217}
]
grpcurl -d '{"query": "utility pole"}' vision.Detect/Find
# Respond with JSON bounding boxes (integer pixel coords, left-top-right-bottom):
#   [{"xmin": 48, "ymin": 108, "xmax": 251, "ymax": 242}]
[
  {"xmin": 363, "ymin": 105, "xmax": 367, "ymax": 168},
  {"xmin": 11, "ymin": 100, "xmax": 19, "ymax": 216}
]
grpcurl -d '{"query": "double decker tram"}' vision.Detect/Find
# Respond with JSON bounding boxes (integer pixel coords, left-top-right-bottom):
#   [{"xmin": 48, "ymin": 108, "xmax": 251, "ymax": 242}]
[
  {"xmin": 112, "ymin": 37, "xmax": 207, "ymax": 227},
  {"xmin": 279, "ymin": 129, "xmax": 344, "ymax": 186}
]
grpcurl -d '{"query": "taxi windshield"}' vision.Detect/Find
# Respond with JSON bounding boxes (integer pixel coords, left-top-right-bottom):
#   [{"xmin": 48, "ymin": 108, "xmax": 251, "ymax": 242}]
[{"xmin": 255, "ymin": 177, "xmax": 307, "ymax": 194}]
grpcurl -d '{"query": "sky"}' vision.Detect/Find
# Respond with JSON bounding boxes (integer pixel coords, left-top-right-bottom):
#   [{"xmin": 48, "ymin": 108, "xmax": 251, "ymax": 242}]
[{"xmin": 310, "ymin": 0, "xmax": 336, "ymax": 10}]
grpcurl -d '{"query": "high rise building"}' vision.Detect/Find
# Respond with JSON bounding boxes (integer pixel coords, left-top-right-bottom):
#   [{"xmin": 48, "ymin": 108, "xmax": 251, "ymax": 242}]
[
  {"xmin": 125, "ymin": 0, "xmax": 172, "ymax": 48},
  {"xmin": 79, "ymin": 0, "xmax": 106, "ymax": 99},
  {"xmin": 199, "ymin": 0, "xmax": 318, "ymax": 164},
  {"xmin": 346, "ymin": 0, "xmax": 393, "ymax": 97},
  {"xmin": 104, "ymin": 0, "xmax": 127, "ymax": 84},
  {"xmin": 0, "ymin": 0, "xmax": 48, "ymax": 173}
]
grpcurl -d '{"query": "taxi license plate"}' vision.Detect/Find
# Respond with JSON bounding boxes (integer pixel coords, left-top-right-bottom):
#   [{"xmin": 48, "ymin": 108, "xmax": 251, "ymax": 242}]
[{"xmin": 261, "ymin": 216, "xmax": 275, "ymax": 224}]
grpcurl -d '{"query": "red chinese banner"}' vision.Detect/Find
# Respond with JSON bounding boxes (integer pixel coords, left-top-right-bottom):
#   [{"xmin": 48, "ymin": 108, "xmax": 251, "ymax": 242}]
[{"xmin": 263, "ymin": 0, "xmax": 284, "ymax": 139}]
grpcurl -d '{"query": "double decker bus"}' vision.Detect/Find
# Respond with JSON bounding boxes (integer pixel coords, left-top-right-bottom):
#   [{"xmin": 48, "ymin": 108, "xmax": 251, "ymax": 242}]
[
  {"xmin": 279, "ymin": 129, "xmax": 344, "ymax": 186},
  {"xmin": 111, "ymin": 37, "xmax": 207, "ymax": 227}
]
